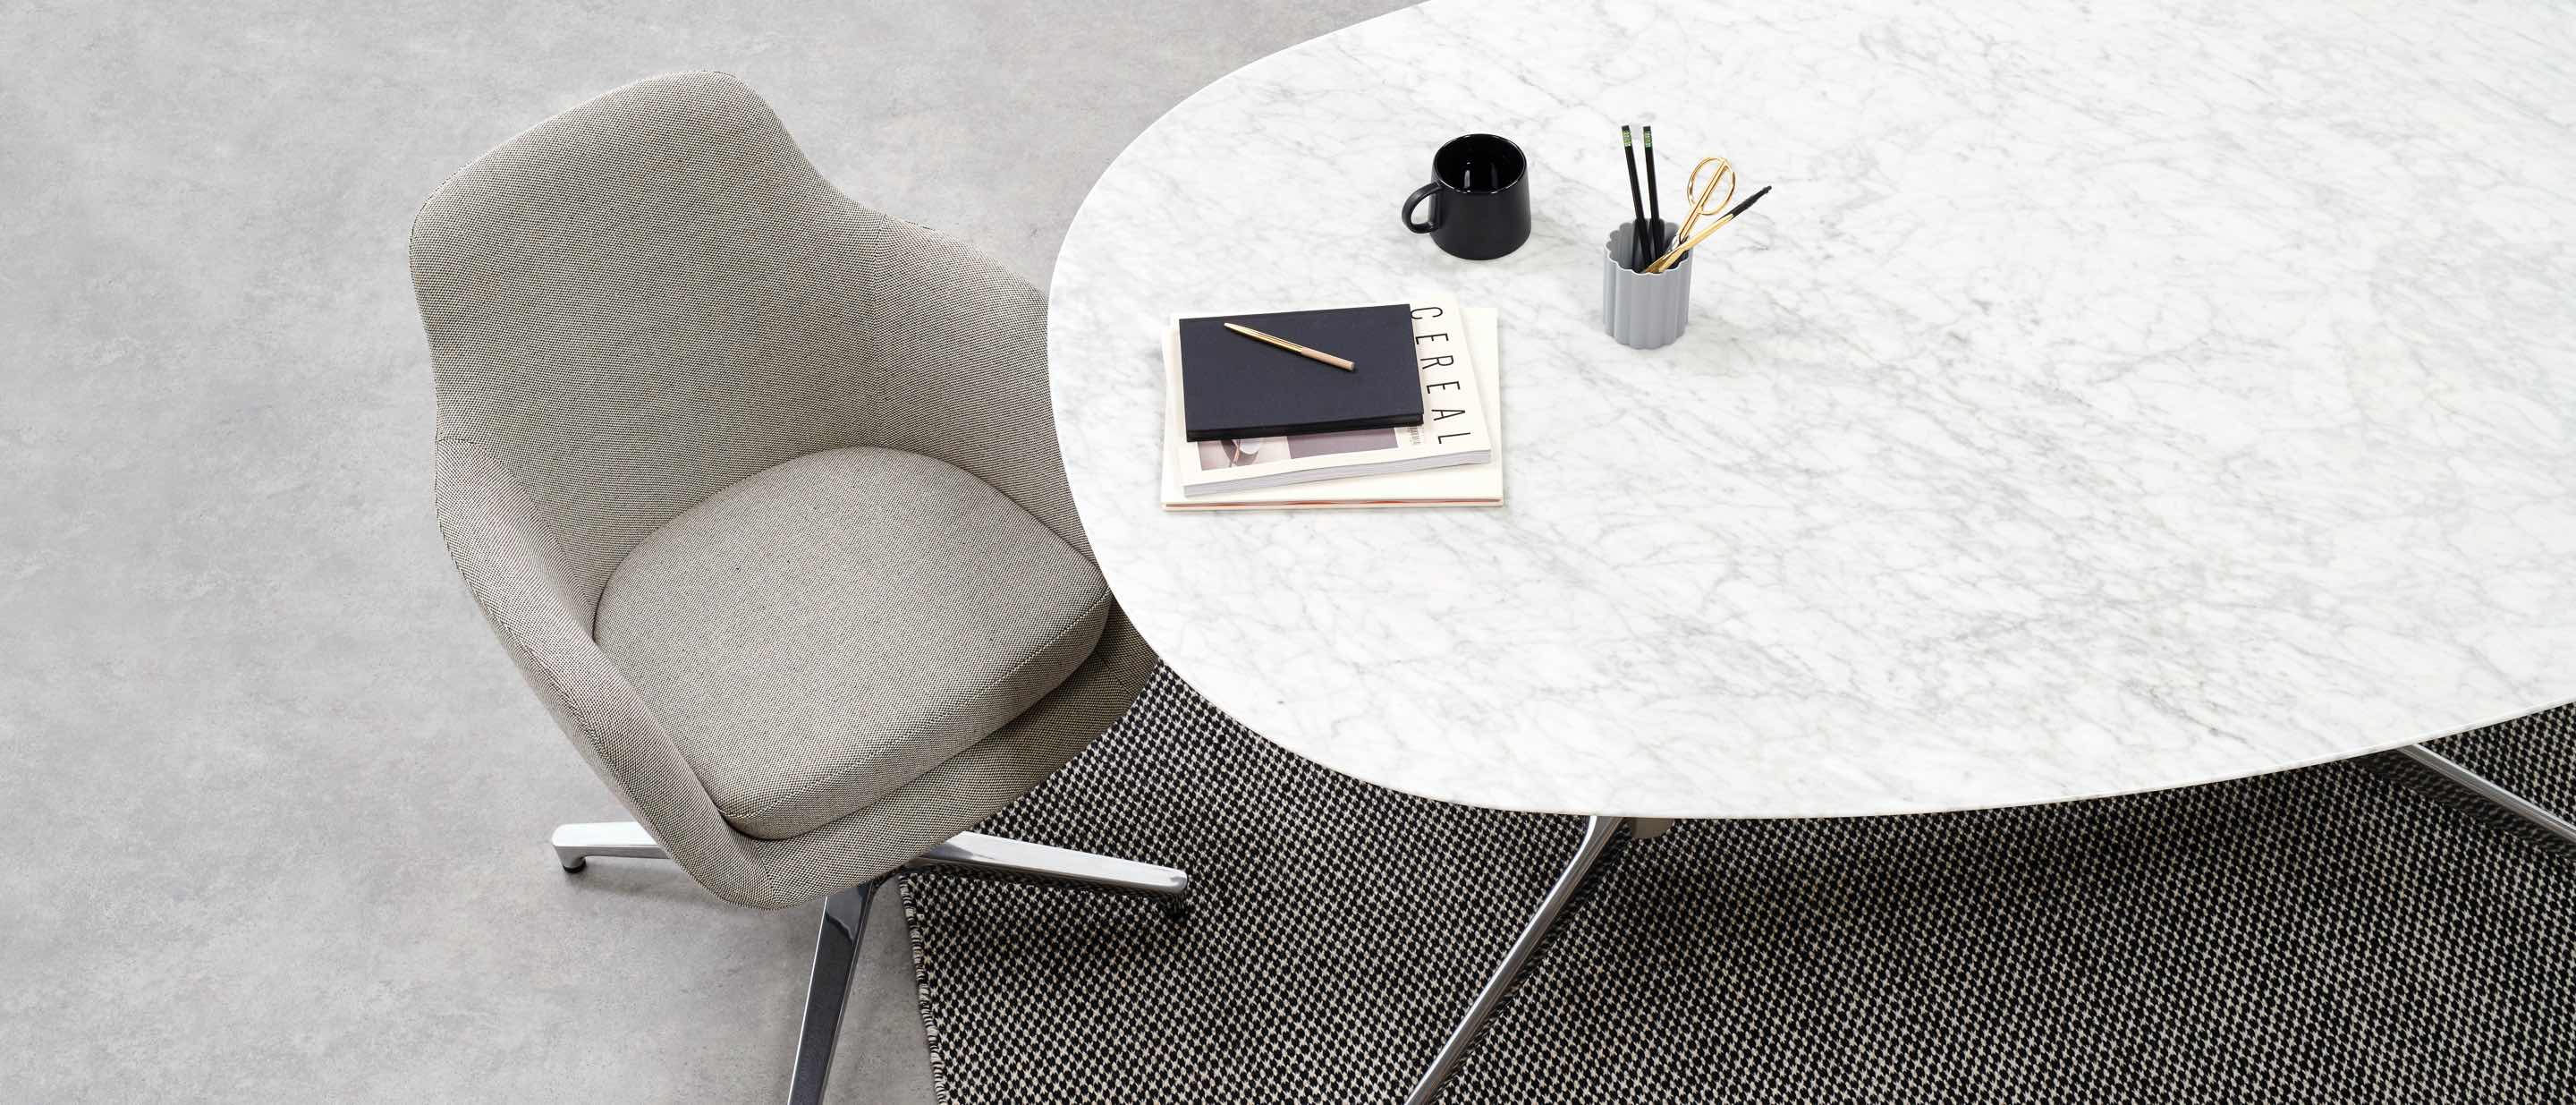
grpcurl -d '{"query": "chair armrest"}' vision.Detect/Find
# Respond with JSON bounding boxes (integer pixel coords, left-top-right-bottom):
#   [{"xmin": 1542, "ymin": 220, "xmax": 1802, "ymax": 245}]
[
  {"xmin": 865, "ymin": 218, "xmax": 1097, "ymax": 560},
  {"xmin": 433, "ymin": 438, "xmax": 785, "ymax": 906}
]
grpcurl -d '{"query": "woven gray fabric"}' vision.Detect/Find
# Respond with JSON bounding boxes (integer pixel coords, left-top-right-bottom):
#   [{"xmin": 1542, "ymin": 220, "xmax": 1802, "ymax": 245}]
[
  {"xmin": 748, "ymin": 605, "xmax": 1153, "ymax": 905},
  {"xmin": 414, "ymin": 72, "xmax": 1156, "ymax": 908},
  {"xmin": 596, "ymin": 446, "xmax": 1108, "ymax": 841},
  {"xmin": 413, "ymin": 72, "xmax": 884, "ymax": 605},
  {"xmin": 412, "ymin": 70, "xmax": 1089, "ymax": 603}
]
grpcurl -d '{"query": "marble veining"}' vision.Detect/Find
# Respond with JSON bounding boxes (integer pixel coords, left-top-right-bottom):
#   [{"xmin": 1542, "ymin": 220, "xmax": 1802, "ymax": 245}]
[{"xmin": 1045, "ymin": 0, "xmax": 2576, "ymax": 818}]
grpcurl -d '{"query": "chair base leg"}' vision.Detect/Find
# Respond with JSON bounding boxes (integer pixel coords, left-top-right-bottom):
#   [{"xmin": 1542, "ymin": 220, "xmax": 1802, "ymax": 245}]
[
  {"xmin": 2401, "ymin": 745, "xmax": 2576, "ymax": 846},
  {"xmin": 551, "ymin": 820, "xmax": 666, "ymax": 871},
  {"xmin": 906, "ymin": 830, "xmax": 1192, "ymax": 914},
  {"xmin": 787, "ymin": 881, "xmax": 874, "ymax": 1105},
  {"xmin": 549, "ymin": 820, "xmax": 1192, "ymax": 1096},
  {"xmin": 548, "ymin": 821, "xmax": 1191, "ymax": 900}
]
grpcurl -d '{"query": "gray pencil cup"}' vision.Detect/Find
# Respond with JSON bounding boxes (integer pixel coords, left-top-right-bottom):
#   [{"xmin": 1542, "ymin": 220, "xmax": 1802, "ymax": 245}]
[{"xmin": 1601, "ymin": 221, "xmax": 1692, "ymax": 349}]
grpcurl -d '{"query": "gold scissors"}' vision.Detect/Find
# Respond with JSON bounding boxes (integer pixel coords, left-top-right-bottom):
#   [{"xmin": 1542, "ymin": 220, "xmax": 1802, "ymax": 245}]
[{"xmin": 1646, "ymin": 157, "xmax": 1750, "ymax": 273}]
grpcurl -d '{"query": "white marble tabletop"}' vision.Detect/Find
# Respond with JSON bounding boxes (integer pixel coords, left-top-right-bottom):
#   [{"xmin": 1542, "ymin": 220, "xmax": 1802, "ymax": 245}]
[{"xmin": 1046, "ymin": 0, "xmax": 2576, "ymax": 819}]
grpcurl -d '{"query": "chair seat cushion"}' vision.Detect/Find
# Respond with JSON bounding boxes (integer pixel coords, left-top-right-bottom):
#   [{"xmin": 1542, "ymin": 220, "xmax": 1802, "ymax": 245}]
[{"xmin": 594, "ymin": 446, "xmax": 1109, "ymax": 840}]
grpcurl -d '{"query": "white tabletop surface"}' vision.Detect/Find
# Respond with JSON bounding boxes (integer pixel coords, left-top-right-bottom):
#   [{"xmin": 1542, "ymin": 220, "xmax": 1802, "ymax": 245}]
[{"xmin": 1046, "ymin": 0, "xmax": 2576, "ymax": 819}]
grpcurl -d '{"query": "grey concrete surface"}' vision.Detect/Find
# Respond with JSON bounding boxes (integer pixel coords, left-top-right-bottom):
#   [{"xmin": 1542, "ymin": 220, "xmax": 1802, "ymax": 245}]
[{"xmin": 0, "ymin": 2, "xmax": 1403, "ymax": 1101}]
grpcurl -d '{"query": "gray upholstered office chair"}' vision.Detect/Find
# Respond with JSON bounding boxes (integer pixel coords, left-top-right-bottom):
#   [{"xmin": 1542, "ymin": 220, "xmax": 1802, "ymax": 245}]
[{"xmin": 409, "ymin": 72, "xmax": 1187, "ymax": 1102}]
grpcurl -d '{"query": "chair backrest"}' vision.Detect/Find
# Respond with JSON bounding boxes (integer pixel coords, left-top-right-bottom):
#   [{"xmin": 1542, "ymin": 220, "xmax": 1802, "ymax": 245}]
[{"xmin": 410, "ymin": 72, "xmax": 893, "ymax": 605}]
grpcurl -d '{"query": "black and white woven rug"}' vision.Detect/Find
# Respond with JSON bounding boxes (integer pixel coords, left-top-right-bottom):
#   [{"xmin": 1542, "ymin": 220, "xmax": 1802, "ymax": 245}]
[{"xmin": 902, "ymin": 669, "xmax": 2576, "ymax": 1103}]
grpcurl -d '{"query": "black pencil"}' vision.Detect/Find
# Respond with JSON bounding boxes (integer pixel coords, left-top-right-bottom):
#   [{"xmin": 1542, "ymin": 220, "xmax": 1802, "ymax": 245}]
[
  {"xmin": 1721, "ymin": 183, "xmax": 1773, "ymax": 222},
  {"xmin": 1642, "ymin": 125, "xmax": 1664, "ymax": 253},
  {"xmin": 1620, "ymin": 125, "xmax": 1648, "ymax": 269}
]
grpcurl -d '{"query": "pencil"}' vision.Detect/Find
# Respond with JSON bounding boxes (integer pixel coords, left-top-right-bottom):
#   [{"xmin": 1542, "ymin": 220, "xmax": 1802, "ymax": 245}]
[
  {"xmin": 1642, "ymin": 125, "xmax": 1664, "ymax": 254},
  {"xmin": 1621, "ymin": 125, "xmax": 1648, "ymax": 270},
  {"xmin": 1644, "ymin": 183, "xmax": 1771, "ymax": 273},
  {"xmin": 1224, "ymin": 322, "xmax": 1355, "ymax": 370}
]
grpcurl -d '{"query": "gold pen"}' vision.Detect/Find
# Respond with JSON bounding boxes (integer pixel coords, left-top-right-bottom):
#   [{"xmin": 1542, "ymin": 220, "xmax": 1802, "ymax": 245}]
[{"xmin": 1223, "ymin": 322, "xmax": 1355, "ymax": 371}]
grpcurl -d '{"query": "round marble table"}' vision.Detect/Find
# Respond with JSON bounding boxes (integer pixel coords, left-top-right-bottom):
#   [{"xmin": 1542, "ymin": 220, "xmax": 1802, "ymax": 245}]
[{"xmin": 1046, "ymin": 0, "xmax": 2576, "ymax": 1096}]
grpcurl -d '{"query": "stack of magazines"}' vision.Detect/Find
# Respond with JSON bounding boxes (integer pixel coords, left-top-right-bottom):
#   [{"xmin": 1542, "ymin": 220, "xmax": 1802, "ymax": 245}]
[{"xmin": 1161, "ymin": 295, "xmax": 1504, "ymax": 510}]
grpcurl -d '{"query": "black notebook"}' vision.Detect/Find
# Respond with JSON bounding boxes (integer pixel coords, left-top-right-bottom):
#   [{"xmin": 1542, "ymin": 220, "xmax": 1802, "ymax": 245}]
[{"xmin": 1177, "ymin": 304, "xmax": 1425, "ymax": 442}]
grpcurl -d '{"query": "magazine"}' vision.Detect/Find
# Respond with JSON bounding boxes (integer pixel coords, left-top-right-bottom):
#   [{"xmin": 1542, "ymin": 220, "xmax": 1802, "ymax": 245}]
[
  {"xmin": 1165, "ymin": 295, "xmax": 1488, "ymax": 497},
  {"xmin": 1162, "ymin": 308, "xmax": 1504, "ymax": 510}
]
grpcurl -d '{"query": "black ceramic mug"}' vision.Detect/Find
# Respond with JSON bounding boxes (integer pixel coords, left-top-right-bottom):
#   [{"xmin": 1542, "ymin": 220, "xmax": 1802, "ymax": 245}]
[{"xmin": 1400, "ymin": 133, "xmax": 1530, "ymax": 260}]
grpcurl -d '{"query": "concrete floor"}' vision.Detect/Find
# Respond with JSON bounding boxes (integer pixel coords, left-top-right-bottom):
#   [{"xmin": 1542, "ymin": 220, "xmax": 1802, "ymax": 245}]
[{"xmin": 0, "ymin": 3, "xmax": 1403, "ymax": 1101}]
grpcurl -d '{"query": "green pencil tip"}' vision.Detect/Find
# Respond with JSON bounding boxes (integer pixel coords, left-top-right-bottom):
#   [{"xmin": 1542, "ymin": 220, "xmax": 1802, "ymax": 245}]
[
  {"xmin": 1643, "ymin": 125, "xmax": 1654, "ymax": 146},
  {"xmin": 1622, "ymin": 125, "xmax": 1632, "ymax": 146}
]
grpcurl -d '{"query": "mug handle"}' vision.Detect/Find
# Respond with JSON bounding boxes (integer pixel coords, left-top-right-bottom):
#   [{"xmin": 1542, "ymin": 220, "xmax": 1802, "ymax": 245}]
[{"xmin": 1402, "ymin": 183, "xmax": 1444, "ymax": 234}]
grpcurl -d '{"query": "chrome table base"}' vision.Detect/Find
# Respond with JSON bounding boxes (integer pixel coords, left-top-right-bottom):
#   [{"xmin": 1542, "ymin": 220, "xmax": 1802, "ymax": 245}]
[
  {"xmin": 1405, "ymin": 814, "xmax": 1627, "ymax": 1105},
  {"xmin": 551, "ymin": 821, "xmax": 1190, "ymax": 1105},
  {"xmin": 2401, "ymin": 745, "xmax": 2576, "ymax": 846},
  {"xmin": 1401, "ymin": 743, "xmax": 2576, "ymax": 1105}
]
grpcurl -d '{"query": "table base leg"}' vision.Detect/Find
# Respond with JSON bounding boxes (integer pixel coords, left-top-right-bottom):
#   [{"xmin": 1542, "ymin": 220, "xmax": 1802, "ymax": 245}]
[
  {"xmin": 1404, "ymin": 814, "xmax": 1630, "ymax": 1105},
  {"xmin": 2401, "ymin": 744, "xmax": 2576, "ymax": 846},
  {"xmin": 1400, "ymin": 750, "xmax": 2572, "ymax": 1104}
]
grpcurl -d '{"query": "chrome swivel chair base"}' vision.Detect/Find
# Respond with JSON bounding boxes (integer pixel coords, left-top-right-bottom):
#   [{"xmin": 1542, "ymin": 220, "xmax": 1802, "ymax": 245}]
[{"xmin": 550, "ymin": 821, "xmax": 1191, "ymax": 1105}]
